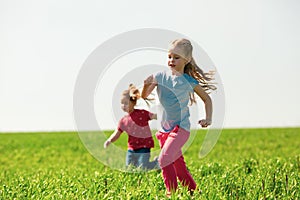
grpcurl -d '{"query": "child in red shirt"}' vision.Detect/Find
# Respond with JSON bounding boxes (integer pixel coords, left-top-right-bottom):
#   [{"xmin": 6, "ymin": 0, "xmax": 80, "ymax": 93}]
[{"xmin": 104, "ymin": 84, "xmax": 159, "ymax": 170}]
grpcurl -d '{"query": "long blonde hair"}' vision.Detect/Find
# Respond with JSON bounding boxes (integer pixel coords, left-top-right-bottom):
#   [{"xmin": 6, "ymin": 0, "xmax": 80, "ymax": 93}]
[{"xmin": 185, "ymin": 59, "xmax": 216, "ymax": 104}]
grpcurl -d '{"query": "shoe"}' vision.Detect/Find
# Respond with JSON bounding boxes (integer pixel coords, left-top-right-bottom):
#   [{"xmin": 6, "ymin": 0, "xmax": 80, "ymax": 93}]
[
  {"xmin": 166, "ymin": 191, "xmax": 172, "ymax": 198},
  {"xmin": 189, "ymin": 188, "xmax": 202, "ymax": 196}
]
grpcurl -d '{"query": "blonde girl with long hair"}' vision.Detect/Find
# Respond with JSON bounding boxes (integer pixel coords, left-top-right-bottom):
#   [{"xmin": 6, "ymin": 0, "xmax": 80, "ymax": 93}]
[{"xmin": 142, "ymin": 38, "xmax": 216, "ymax": 196}]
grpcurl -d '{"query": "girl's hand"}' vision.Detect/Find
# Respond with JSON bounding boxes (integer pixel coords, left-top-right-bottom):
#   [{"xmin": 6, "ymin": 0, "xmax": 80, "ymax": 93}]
[
  {"xmin": 142, "ymin": 75, "xmax": 157, "ymax": 99},
  {"xmin": 144, "ymin": 75, "xmax": 155, "ymax": 85},
  {"xmin": 198, "ymin": 119, "xmax": 212, "ymax": 128},
  {"xmin": 104, "ymin": 140, "xmax": 111, "ymax": 148}
]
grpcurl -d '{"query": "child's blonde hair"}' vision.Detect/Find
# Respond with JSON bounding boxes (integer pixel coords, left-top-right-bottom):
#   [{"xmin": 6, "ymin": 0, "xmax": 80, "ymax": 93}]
[
  {"xmin": 121, "ymin": 84, "xmax": 140, "ymax": 103},
  {"xmin": 169, "ymin": 38, "xmax": 217, "ymax": 104}
]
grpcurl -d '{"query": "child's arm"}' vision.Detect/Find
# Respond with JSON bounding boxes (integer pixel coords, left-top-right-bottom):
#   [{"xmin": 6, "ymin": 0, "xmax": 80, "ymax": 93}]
[
  {"xmin": 104, "ymin": 129, "xmax": 122, "ymax": 148},
  {"xmin": 142, "ymin": 75, "xmax": 157, "ymax": 98},
  {"xmin": 194, "ymin": 85, "xmax": 213, "ymax": 128},
  {"xmin": 149, "ymin": 113, "xmax": 157, "ymax": 120}
]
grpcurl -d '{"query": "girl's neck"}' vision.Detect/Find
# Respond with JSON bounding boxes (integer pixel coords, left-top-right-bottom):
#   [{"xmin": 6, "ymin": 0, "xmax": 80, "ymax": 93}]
[
  {"xmin": 128, "ymin": 108, "xmax": 135, "ymax": 114},
  {"xmin": 171, "ymin": 69, "xmax": 184, "ymax": 76}
]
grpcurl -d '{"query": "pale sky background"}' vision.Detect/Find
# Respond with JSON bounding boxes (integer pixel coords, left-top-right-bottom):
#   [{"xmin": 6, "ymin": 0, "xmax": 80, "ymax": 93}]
[{"xmin": 0, "ymin": 0, "xmax": 300, "ymax": 132}]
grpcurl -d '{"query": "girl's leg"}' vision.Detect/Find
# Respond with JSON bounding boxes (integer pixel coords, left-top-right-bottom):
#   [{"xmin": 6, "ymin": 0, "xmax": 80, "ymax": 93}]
[
  {"xmin": 126, "ymin": 150, "xmax": 138, "ymax": 167},
  {"xmin": 156, "ymin": 127, "xmax": 190, "ymax": 193},
  {"xmin": 156, "ymin": 131, "xmax": 176, "ymax": 192},
  {"xmin": 138, "ymin": 152, "xmax": 159, "ymax": 170},
  {"xmin": 126, "ymin": 151, "xmax": 133, "ymax": 166},
  {"xmin": 138, "ymin": 151, "xmax": 149, "ymax": 167},
  {"xmin": 173, "ymin": 155, "xmax": 197, "ymax": 191}
]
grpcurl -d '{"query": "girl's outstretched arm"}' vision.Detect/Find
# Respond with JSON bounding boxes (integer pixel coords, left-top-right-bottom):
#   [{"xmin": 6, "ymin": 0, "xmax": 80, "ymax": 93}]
[
  {"xmin": 142, "ymin": 75, "xmax": 157, "ymax": 99},
  {"xmin": 150, "ymin": 113, "xmax": 157, "ymax": 120},
  {"xmin": 104, "ymin": 130, "xmax": 122, "ymax": 148},
  {"xmin": 194, "ymin": 85, "xmax": 213, "ymax": 128}
]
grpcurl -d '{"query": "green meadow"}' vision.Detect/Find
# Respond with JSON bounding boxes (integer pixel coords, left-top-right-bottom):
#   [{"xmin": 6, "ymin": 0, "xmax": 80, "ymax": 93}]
[{"xmin": 0, "ymin": 128, "xmax": 299, "ymax": 199}]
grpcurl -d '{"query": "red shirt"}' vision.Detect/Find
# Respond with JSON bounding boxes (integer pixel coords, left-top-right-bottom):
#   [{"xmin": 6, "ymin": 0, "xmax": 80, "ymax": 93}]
[{"xmin": 118, "ymin": 109, "xmax": 155, "ymax": 150}]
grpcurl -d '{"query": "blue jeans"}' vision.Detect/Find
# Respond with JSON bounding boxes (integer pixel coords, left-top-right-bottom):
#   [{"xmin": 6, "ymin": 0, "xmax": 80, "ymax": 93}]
[{"xmin": 126, "ymin": 148, "xmax": 159, "ymax": 170}]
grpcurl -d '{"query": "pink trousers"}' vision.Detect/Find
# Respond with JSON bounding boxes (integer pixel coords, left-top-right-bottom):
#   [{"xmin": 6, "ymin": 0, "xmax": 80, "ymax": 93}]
[{"xmin": 156, "ymin": 126, "xmax": 196, "ymax": 193}]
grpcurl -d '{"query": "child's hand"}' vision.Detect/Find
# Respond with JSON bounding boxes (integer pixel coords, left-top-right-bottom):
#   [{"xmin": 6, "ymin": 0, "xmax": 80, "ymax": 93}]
[
  {"xmin": 198, "ymin": 119, "xmax": 212, "ymax": 128},
  {"xmin": 144, "ymin": 75, "xmax": 155, "ymax": 85},
  {"xmin": 104, "ymin": 140, "xmax": 111, "ymax": 148}
]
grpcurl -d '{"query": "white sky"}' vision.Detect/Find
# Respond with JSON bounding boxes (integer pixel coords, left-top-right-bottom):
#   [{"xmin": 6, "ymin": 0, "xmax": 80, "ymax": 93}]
[{"xmin": 0, "ymin": 0, "xmax": 300, "ymax": 132}]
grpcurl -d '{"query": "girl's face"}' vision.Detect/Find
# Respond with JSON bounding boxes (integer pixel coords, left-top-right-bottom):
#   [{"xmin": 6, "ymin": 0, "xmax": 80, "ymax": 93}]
[
  {"xmin": 168, "ymin": 52, "xmax": 188, "ymax": 73},
  {"xmin": 120, "ymin": 97, "xmax": 135, "ymax": 113}
]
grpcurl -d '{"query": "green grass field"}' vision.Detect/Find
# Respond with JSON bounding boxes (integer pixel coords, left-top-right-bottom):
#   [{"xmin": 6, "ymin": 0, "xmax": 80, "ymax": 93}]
[{"xmin": 0, "ymin": 128, "xmax": 299, "ymax": 199}]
